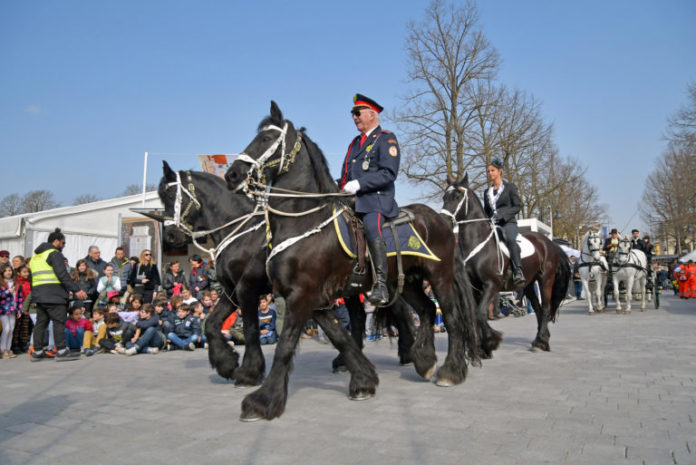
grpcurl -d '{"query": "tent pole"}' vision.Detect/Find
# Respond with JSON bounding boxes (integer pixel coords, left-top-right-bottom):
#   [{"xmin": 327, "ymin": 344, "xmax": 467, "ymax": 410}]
[{"xmin": 142, "ymin": 151, "xmax": 149, "ymax": 206}]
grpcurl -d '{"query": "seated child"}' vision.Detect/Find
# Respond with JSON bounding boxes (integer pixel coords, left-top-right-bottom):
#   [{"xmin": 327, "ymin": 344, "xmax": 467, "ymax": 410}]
[
  {"xmin": 99, "ymin": 312, "xmax": 135, "ymax": 354},
  {"xmin": 167, "ymin": 304, "xmax": 201, "ymax": 351},
  {"xmin": 106, "ymin": 290, "xmax": 123, "ymax": 310},
  {"xmin": 258, "ymin": 295, "xmax": 278, "ymax": 345},
  {"xmin": 64, "ymin": 300, "xmax": 94, "ymax": 353},
  {"xmin": 191, "ymin": 301, "xmax": 206, "ymax": 347},
  {"xmin": 125, "ymin": 304, "xmax": 163, "ymax": 355},
  {"xmin": 221, "ymin": 307, "xmax": 245, "ymax": 345},
  {"xmin": 200, "ymin": 291, "xmax": 214, "ymax": 315},
  {"xmin": 82, "ymin": 306, "xmax": 107, "ymax": 355},
  {"xmin": 154, "ymin": 298, "xmax": 175, "ymax": 335},
  {"xmin": 181, "ymin": 288, "xmax": 198, "ymax": 306}
]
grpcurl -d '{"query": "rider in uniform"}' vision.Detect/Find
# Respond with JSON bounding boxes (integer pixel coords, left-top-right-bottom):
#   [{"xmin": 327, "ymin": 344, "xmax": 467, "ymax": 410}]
[
  {"xmin": 482, "ymin": 157, "xmax": 526, "ymax": 289},
  {"xmin": 339, "ymin": 94, "xmax": 400, "ymax": 306}
]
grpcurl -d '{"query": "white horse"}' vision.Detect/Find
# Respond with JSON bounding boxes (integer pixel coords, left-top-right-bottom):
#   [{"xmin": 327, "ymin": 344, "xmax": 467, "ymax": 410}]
[
  {"xmin": 610, "ymin": 234, "xmax": 647, "ymax": 313},
  {"xmin": 577, "ymin": 230, "xmax": 608, "ymax": 314}
]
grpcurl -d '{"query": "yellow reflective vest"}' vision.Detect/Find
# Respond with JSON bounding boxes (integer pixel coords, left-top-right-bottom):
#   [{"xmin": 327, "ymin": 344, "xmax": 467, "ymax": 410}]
[{"xmin": 30, "ymin": 248, "xmax": 61, "ymax": 287}]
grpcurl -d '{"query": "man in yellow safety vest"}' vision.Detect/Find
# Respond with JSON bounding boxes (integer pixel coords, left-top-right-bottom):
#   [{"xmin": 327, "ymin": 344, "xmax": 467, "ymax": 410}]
[{"xmin": 30, "ymin": 228, "xmax": 88, "ymax": 361}]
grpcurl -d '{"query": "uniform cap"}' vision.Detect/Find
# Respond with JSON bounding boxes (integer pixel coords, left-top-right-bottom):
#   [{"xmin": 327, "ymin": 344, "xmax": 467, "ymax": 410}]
[{"xmin": 353, "ymin": 94, "xmax": 383, "ymax": 113}]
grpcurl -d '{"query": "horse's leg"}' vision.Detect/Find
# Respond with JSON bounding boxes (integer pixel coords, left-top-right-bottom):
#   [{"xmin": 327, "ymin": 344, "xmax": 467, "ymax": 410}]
[
  {"xmin": 312, "ymin": 309, "xmax": 378, "ymax": 399},
  {"xmin": 581, "ymin": 276, "xmax": 594, "ymax": 313},
  {"xmin": 625, "ymin": 274, "xmax": 634, "ymax": 314},
  {"xmin": 528, "ymin": 281, "xmax": 551, "ymax": 351},
  {"xmin": 430, "ymin": 284, "xmax": 469, "ymax": 386},
  {"xmin": 597, "ymin": 274, "xmax": 606, "ymax": 311},
  {"xmin": 613, "ymin": 275, "xmax": 622, "ymax": 313},
  {"xmin": 640, "ymin": 274, "xmax": 647, "ymax": 311},
  {"xmin": 401, "ymin": 282, "xmax": 437, "ymax": 380},
  {"xmin": 332, "ymin": 295, "xmax": 365, "ymax": 373},
  {"xmin": 477, "ymin": 281, "xmax": 503, "ymax": 358},
  {"xmin": 387, "ymin": 299, "xmax": 416, "ymax": 365},
  {"xmin": 233, "ymin": 281, "xmax": 266, "ymax": 387},
  {"xmin": 240, "ymin": 296, "xmax": 309, "ymax": 421},
  {"xmin": 204, "ymin": 294, "xmax": 240, "ymax": 380}
]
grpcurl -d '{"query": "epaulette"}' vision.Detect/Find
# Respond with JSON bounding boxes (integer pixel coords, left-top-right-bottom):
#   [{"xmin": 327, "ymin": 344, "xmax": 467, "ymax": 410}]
[{"xmin": 381, "ymin": 129, "xmax": 392, "ymax": 134}]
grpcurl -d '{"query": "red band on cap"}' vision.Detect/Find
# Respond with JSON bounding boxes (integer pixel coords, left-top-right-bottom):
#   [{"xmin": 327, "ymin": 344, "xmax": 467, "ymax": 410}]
[{"xmin": 353, "ymin": 100, "xmax": 380, "ymax": 113}]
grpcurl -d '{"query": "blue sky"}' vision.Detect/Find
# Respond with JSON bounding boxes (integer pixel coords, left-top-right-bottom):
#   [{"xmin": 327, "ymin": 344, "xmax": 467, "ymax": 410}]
[{"xmin": 1, "ymin": 0, "xmax": 695, "ymax": 234}]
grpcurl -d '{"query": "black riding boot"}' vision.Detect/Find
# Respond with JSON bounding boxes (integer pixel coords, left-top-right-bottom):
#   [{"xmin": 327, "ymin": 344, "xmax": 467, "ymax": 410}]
[
  {"xmin": 510, "ymin": 244, "xmax": 526, "ymax": 289},
  {"xmin": 368, "ymin": 238, "xmax": 389, "ymax": 306}
]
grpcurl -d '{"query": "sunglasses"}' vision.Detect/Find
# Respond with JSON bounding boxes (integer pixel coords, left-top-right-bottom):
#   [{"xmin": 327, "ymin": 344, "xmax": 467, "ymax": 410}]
[
  {"xmin": 144, "ymin": 253, "xmax": 151, "ymax": 256},
  {"xmin": 350, "ymin": 108, "xmax": 365, "ymax": 117}
]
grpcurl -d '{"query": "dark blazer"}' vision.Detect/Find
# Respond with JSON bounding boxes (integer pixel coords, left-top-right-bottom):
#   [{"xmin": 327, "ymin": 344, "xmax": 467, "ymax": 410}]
[
  {"xmin": 339, "ymin": 125, "xmax": 400, "ymax": 218},
  {"xmin": 483, "ymin": 181, "xmax": 521, "ymax": 225}
]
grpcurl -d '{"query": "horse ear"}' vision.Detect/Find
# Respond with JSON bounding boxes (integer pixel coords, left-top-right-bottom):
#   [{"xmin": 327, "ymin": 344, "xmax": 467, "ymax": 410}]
[
  {"xmin": 270, "ymin": 100, "xmax": 283, "ymax": 125},
  {"xmin": 163, "ymin": 160, "xmax": 176, "ymax": 181},
  {"xmin": 446, "ymin": 175, "xmax": 455, "ymax": 186},
  {"xmin": 462, "ymin": 172, "xmax": 469, "ymax": 185}
]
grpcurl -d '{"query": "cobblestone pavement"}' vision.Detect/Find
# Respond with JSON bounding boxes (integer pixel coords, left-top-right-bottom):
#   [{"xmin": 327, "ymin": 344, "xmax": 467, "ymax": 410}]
[{"xmin": 1, "ymin": 294, "xmax": 694, "ymax": 465}]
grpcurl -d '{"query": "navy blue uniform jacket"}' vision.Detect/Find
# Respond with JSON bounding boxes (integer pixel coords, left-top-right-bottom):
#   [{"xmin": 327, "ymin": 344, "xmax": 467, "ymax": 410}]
[
  {"xmin": 340, "ymin": 125, "xmax": 400, "ymax": 218},
  {"xmin": 483, "ymin": 181, "xmax": 521, "ymax": 225}
]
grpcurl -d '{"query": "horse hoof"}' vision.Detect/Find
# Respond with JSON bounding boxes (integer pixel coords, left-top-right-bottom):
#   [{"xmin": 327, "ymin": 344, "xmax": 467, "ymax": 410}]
[
  {"xmin": 423, "ymin": 363, "xmax": 437, "ymax": 380},
  {"xmin": 435, "ymin": 378, "xmax": 456, "ymax": 387},
  {"xmin": 349, "ymin": 392, "xmax": 373, "ymax": 401},
  {"xmin": 239, "ymin": 413, "xmax": 265, "ymax": 422},
  {"xmin": 588, "ymin": 310, "xmax": 595, "ymax": 314},
  {"xmin": 234, "ymin": 383, "xmax": 256, "ymax": 389},
  {"xmin": 530, "ymin": 346, "xmax": 542, "ymax": 352}
]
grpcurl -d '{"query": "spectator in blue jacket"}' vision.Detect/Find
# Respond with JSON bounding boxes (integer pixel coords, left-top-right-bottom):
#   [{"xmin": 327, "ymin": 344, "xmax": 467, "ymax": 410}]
[
  {"xmin": 124, "ymin": 304, "xmax": 163, "ymax": 355},
  {"xmin": 258, "ymin": 295, "xmax": 277, "ymax": 345},
  {"xmin": 166, "ymin": 304, "xmax": 201, "ymax": 351}
]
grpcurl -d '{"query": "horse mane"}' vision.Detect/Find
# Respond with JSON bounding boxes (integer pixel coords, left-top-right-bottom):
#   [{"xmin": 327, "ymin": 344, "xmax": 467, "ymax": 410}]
[
  {"xmin": 457, "ymin": 177, "xmax": 486, "ymax": 218},
  {"xmin": 299, "ymin": 128, "xmax": 339, "ymax": 194}
]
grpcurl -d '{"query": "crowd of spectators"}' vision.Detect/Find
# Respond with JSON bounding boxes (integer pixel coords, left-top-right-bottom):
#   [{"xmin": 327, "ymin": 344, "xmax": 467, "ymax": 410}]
[{"xmin": 0, "ymin": 246, "xmax": 276, "ymax": 360}]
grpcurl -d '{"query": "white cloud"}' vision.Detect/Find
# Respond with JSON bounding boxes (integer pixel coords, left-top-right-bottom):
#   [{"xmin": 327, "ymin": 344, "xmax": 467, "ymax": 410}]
[{"xmin": 24, "ymin": 104, "xmax": 43, "ymax": 114}]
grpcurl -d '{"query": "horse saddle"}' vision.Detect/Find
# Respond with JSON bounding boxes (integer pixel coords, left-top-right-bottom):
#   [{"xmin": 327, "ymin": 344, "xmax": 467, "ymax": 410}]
[
  {"xmin": 495, "ymin": 228, "xmax": 535, "ymax": 259},
  {"xmin": 333, "ymin": 208, "xmax": 440, "ymax": 261}
]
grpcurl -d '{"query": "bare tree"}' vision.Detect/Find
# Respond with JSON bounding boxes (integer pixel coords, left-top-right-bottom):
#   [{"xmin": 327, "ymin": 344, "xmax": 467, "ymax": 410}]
[
  {"xmin": 0, "ymin": 194, "xmax": 23, "ymax": 217},
  {"xmin": 394, "ymin": 0, "xmax": 500, "ymax": 199},
  {"xmin": 73, "ymin": 194, "xmax": 100, "ymax": 205},
  {"xmin": 21, "ymin": 190, "xmax": 59, "ymax": 213},
  {"xmin": 122, "ymin": 184, "xmax": 157, "ymax": 196},
  {"xmin": 642, "ymin": 82, "xmax": 696, "ymax": 255}
]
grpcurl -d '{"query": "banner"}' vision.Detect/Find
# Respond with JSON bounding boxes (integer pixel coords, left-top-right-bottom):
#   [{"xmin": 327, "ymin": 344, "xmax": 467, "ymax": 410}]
[{"xmin": 199, "ymin": 154, "xmax": 236, "ymax": 178}]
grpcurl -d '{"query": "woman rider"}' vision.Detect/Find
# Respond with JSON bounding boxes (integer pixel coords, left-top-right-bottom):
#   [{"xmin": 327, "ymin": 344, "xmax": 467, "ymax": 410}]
[{"xmin": 483, "ymin": 157, "xmax": 526, "ymax": 289}]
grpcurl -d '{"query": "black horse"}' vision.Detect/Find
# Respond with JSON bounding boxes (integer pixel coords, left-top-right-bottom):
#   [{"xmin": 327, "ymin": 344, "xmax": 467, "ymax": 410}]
[
  {"xmin": 442, "ymin": 175, "xmax": 570, "ymax": 352},
  {"xmin": 225, "ymin": 102, "xmax": 479, "ymax": 420},
  {"xmin": 154, "ymin": 163, "xmax": 416, "ymax": 386}
]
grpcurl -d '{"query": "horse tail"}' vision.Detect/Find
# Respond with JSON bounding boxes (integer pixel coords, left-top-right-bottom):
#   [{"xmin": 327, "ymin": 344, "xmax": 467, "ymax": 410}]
[
  {"xmin": 550, "ymin": 244, "xmax": 571, "ymax": 322},
  {"xmin": 453, "ymin": 252, "xmax": 482, "ymax": 366}
]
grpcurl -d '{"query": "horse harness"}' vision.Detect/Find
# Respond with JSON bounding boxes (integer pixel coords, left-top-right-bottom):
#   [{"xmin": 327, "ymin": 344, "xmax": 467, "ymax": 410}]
[
  {"xmin": 578, "ymin": 234, "xmax": 608, "ymax": 272},
  {"xmin": 233, "ymin": 123, "xmax": 412, "ymax": 307},
  {"xmin": 441, "ymin": 185, "xmax": 505, "ymax": 276}
]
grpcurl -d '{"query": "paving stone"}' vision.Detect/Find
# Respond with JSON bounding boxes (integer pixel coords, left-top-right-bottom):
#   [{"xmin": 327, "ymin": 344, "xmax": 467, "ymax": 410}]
[{"xmin": 0, "ymin": 295, "xmax": 694, "ymax": 465}]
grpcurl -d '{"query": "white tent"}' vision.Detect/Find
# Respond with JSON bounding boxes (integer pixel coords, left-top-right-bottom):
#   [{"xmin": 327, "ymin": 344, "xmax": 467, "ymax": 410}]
[
  {"xmin": 0, "ymin": 192, "xmax": 162, "ymax": 265},
  {"xmin": 679, "ymin": 249, "xmax": 696, "ymax": 263}
]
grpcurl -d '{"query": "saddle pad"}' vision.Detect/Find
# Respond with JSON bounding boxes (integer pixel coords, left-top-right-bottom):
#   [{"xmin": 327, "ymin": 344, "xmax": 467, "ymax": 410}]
[
  {"xmin": 499, "ymin": 234, "xmax": 535, "ymax": 259},
  {"xmin": 333, "ymin": 210, "xmax": 440, "ymax": 261}
]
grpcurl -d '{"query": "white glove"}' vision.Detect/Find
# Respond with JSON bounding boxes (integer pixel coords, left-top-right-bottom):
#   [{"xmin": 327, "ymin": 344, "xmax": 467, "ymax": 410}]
[{"xmin": 342, "ymin": 180, "xmax": 360, "ymax": 194}]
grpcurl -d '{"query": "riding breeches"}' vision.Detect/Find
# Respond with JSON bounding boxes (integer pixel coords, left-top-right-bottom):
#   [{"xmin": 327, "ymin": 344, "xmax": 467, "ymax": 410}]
[
  {"xmin": 499, "ymin": 222, "xmax": 522, "ymax": 269},
  {"xmin": 361, "ymin": 212, "xmax": 386, "ymax": 242}
]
